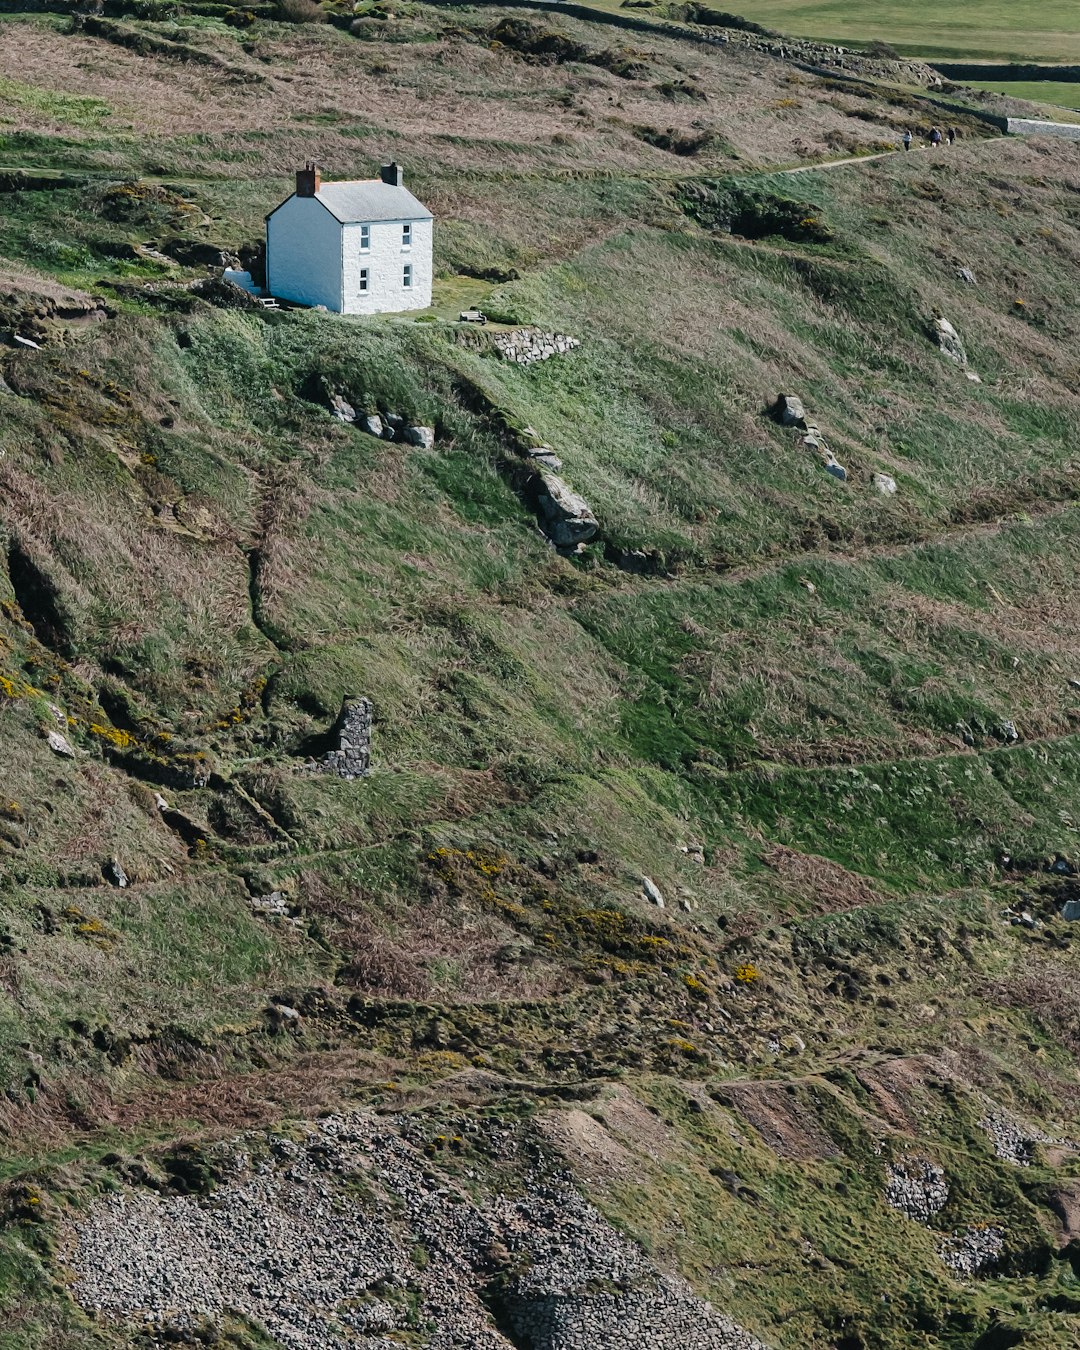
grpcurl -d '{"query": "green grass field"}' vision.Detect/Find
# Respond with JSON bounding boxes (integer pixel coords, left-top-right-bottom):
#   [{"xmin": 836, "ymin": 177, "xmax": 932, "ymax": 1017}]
[
  {"xmin": 966, "ymin": 78, "xmax": 1080, "ymax": 108},
  {"xmin": 728, "ymin": 0, "xmax": 1080, "ymax": 63}
]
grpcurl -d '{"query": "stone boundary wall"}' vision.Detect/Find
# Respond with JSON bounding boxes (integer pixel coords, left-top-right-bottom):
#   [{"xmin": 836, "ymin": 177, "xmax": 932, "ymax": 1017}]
[{"xmin": 1006, "ymin": 118, "xmax": 1080, "ymax": 138}]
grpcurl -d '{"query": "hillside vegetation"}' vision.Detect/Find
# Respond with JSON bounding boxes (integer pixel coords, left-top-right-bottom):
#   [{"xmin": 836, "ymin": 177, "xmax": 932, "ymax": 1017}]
[{"xmin": 3, "ymin": 5, "xmax": 1080, "ymax": 1349}]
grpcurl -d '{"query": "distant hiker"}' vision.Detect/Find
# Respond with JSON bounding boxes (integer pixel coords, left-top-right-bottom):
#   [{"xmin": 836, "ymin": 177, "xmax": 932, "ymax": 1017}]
[
  {"xmin": 903, "ymin": 129, "xmax": 912, "ymax": 151},
  {"xmin": 930, "ymin": 126, "xmax": 942, "ymax": 148},
  {"xmin": 946, "ymin": 127, "xmax": 956, "ymax": 146}
]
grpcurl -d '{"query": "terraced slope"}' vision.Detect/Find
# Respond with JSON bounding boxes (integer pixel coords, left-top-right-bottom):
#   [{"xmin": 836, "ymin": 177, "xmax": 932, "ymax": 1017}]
[{"xmin": 2, "ymin": 5, "xmax": 1080, "ymax": 1349}]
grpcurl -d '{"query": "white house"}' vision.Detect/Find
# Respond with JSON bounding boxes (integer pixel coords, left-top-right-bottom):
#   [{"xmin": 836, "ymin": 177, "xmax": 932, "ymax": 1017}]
[{"xmin": 265, "ymin": 162, "xmax": 433, "ymax": 315}]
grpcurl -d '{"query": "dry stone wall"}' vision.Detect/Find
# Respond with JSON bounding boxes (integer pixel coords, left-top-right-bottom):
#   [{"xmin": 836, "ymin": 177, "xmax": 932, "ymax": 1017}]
[{"xmin": 491, "ymin": 329, "xmax": 581, "ymax": 364}]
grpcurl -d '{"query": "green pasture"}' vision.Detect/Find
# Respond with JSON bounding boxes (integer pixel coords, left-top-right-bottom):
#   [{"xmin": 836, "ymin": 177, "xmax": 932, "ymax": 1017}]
[
  {"xmin": 712, "ymin": 0, "xmax": 1080, "ymax": 63},
  {"xmin": 966, "ymin": 77, "xmax": 1080, "ymax": 108}
]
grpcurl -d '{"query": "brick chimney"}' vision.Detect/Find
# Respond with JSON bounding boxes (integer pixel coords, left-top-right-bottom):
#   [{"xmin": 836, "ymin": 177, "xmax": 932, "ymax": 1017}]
[
  {"xmin": 295, "ymin": 162, "xmax": 321, "ymax": 197},
  {"xmin": 379, "ymin": 161, "xmax": 403, "ymax": 187}
]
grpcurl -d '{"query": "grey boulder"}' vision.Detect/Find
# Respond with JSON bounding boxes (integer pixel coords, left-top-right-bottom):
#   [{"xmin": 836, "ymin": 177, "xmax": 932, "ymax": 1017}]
[
  {"xmin": 47, "ymin": 730, "xmax": 76, "ymax": 758},
  {"xmin": 642, "ymin": 876, "xmax": 666, "ymax": 908},
  {"xmin": 404, "ymin": 425, "xmax": 435, "ymax": 449},
  {"xmin": 536, "ymin": 472, "xmax": 598, "ymax": 549},
  {"xmin": 933, "ymin": 316, "xmax": 968, "ymax": 366},
  {"xmin": 328, "ymin": 394, "xmax": 356, "ymax": 424},
  {"xmin": 776, "ymin": 393, "xmax": 808, "ymax": 428}
]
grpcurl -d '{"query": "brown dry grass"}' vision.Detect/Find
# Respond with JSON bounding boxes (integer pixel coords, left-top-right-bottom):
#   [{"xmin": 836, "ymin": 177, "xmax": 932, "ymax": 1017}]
[
  {"xmin": 986, "ymin": 954, "xmax": 1080, "ymax": 1056},
  {"xmin": 298, "ymin": 867, "xmax": 570, "ymax": 1002},
  {"xmin": 0, "ymin": 264, "xmax": 94, "ymax": 306},
  {"xmin": 715, "ymin": 1079, "xmax": 841, "ymax": 1159},
  {"xmin": 0, "ymin": 10, "xmax": 910, "ymax": 182},
  {"xmin": 758, "ymin": 842, "xmax": 889, "ymax": 915},
  {"xmin": 0, "ymin": 1046, "xmax": 396, "ymax": 1156}
]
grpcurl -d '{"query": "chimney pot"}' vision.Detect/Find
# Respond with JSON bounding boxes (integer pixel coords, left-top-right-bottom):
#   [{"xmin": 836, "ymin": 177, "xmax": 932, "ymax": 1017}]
[
  {"xmin": 380, "ymin": 161, "xmax": 403, "ymax": 187},
  {"xmin": 296, "ymin": 162, "xmax": 321, "ymax": 197}
]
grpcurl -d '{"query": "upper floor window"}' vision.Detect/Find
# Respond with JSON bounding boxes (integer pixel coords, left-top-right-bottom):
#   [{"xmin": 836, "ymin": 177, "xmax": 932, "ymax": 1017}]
[
  {"xmin": 403, "ymin": 264, "xmax": 413, "ymax": 289},
  {"xmin": 402, "ymin": 223, "xmax": 412, "ymax": 248},
  {"xmin": 359, "ymin": 224, "xmax": 370, "ymax": 251}
]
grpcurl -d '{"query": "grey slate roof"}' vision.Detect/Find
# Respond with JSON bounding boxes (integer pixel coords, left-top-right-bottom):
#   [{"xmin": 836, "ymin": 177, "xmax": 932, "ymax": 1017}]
[{"xmin": 314, "ymin": 179, "xmax": 432, "ymax": 224}]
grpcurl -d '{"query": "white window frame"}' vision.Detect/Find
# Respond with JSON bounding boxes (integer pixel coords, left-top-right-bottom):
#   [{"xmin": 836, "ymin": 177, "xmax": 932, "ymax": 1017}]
[
  {"xmin": 359, "ymin": 224, "xmax": 370, "ymax": 252},
  {"xmin": 358, "ymin": 268, "xmax": 369, "ymax": 293},
  {"xmin": 401, "ymin": 222, "xmax": 412, "ymax": 249},
  {"xmin": 402, "ymin": 263, "xmax": 412, "ymax": 289}
]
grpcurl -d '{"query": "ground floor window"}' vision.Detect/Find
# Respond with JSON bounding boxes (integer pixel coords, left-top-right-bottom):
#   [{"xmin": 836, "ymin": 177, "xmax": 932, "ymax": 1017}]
[
  {"xmin": 403, "ymin": 264, "xmax": 412, "ymax": 289},
  {"xmin": 359, "ymin": 268, "xmax": 369, "ymax": 292}
]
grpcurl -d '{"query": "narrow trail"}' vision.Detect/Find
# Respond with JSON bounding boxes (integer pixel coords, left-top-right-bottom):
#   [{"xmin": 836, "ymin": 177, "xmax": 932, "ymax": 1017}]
[
  {"xmin": 782, "ymin": 149, "xmax": 898, "ymax": 173},
  {"xmin": 716, "ymin": 496, "xmax": 1077, "ymax": 588}
]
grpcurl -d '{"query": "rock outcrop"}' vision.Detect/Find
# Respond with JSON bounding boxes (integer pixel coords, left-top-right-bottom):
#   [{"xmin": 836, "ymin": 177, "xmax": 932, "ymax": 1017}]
[
  {"xmin": 535, "ymin": 473, "xmax": 599, "ymax": 551},
  {"xmin": 773, "ymin": 393, "xmax": 847, "ymax": 482},
  {"xmin": 404, "ymin": 424, "xmax": 435, "ymax": 449},
  {"xmin": 324, "ymin": 390, "xmax": 434, "ymax": 449},
  {"xmin": 933, "ymin": 316, "xmax": 968, "ymax": 366},
  {"xmin": 774, "ymin": 393, "xmax": 808, "ymax": 429},
  {"xmin": 46, "ymin": 729, "xmax": 76, "ymax": 758},
  {"xmin": 328, "ymin": 393, "xmax": 356, "ymax": 423},
  {"xmin": 939, "ymin": 1225, "xmax": 1005, "ymax": 1277}
]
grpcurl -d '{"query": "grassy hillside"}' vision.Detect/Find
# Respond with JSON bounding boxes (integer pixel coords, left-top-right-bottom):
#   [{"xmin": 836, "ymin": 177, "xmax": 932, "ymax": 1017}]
[{"xmin": 3, "ymin": 4, "xmax": 1080, "ymax": 1349}]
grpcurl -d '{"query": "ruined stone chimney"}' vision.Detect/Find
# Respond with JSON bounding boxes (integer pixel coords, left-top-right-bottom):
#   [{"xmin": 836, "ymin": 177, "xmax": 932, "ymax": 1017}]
[
  {"xmin": 379, "ymin": 161, "xmax": 403, "ymax": 187},
  {"xmin": 296, "ymin": 162, "xmax": 321, "ymax": 197}
]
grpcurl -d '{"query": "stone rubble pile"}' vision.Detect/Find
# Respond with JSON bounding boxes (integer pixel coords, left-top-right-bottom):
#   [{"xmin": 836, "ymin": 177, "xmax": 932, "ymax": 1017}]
[
  {"xmin": 249, "ymin": 890, "xmax": 291, "ymax": 917},
  {"xmin": 885, "ymin": 1157, "xmax": 1005, "ymax": 1278},
  {"xmin": 490, "ymin": 1184, "xmax": 765, "ymax": 1350},
  {"xmin": 67, "ymin": 1111, "xmax": 768, "ymax": 1350},
  {"xmin": 938, "ymin": 1225, "xmax": 1005, "ymax": 1277},
  {"xmin": 978, "ymin": 1109, "xmax": 1055, "ymax": 1165},
  {"xmin": 884, "ymin": 1157, "xmax": 948, "ymax": 1223}
]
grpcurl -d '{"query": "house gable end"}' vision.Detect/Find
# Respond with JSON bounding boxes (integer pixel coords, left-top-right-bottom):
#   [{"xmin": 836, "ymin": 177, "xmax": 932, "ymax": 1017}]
[{"xmin": 264, "ymin": 193, "xmax": 341, "ymax": 226}]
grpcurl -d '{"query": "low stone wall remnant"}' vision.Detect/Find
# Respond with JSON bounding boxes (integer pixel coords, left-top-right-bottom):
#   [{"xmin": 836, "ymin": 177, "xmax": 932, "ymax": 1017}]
[{"xmin": 492, "ymin": 329, "xmax": 581, "ymax": 365}]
